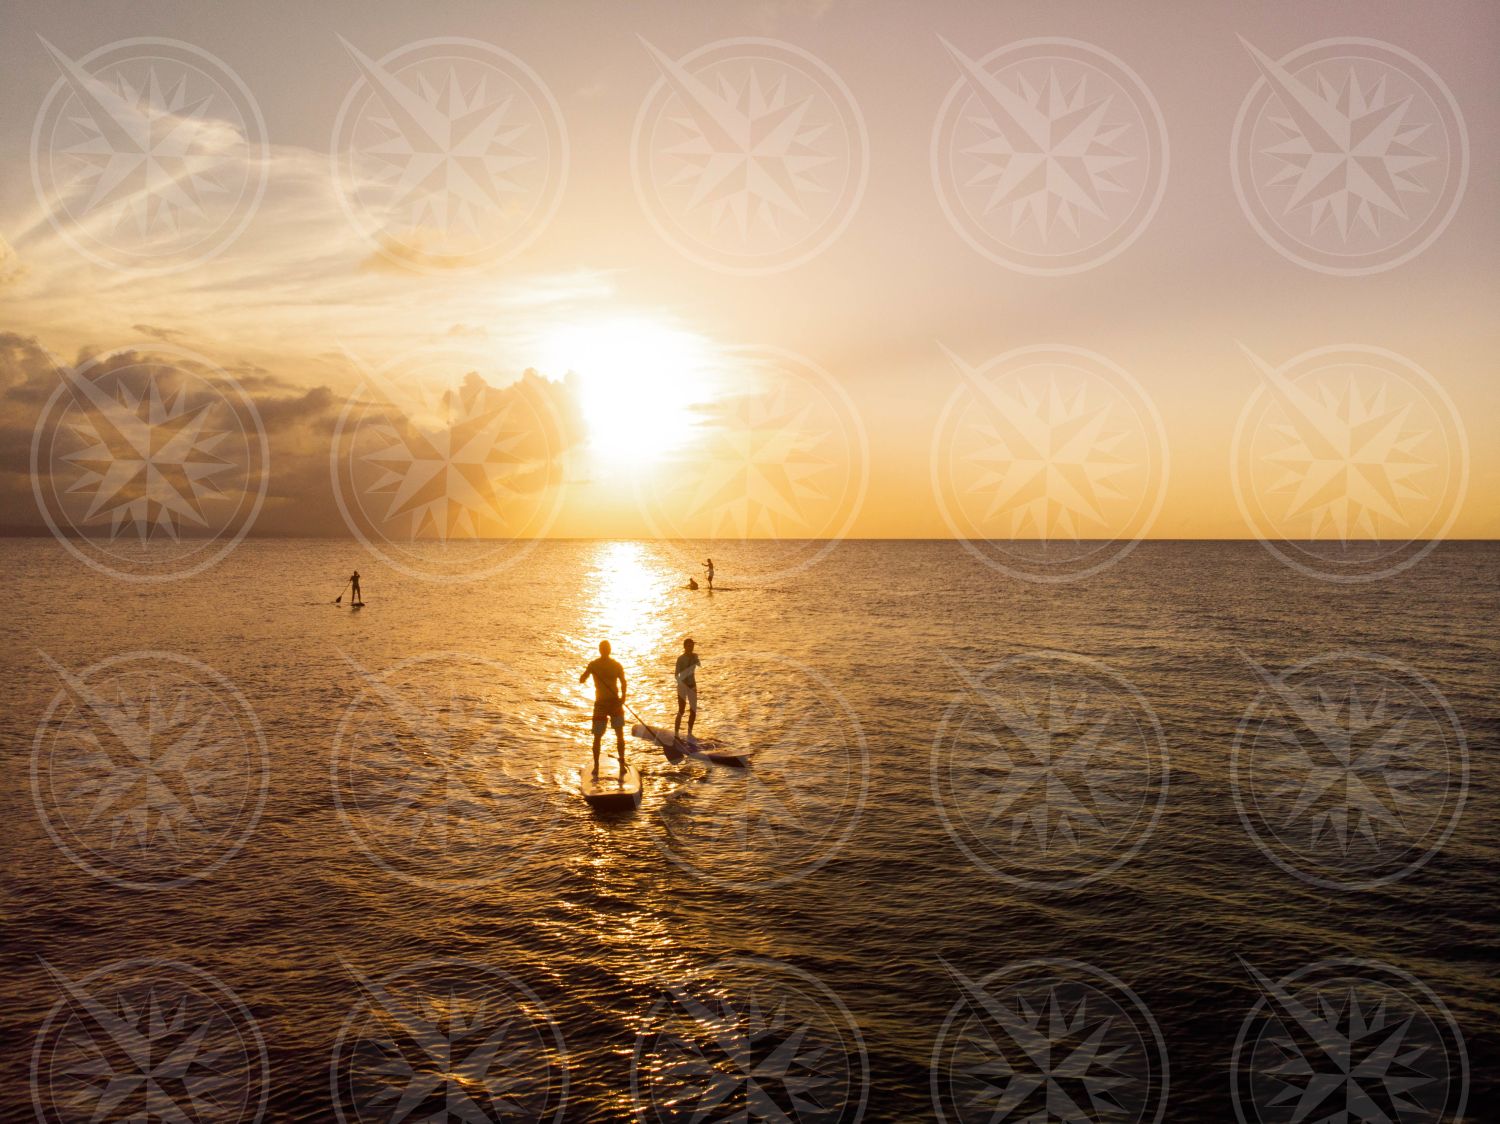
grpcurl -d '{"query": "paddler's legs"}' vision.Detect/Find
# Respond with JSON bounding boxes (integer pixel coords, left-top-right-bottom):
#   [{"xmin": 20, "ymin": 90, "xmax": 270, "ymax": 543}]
[
  {"xmin": 675, "ymin": 692, "xmax": 686, "ymax": 738},
  {"xmin": 613, "ymin": 709, "xmax": 626, "ymax": 776},
  {"xmin": 591, "ymin": 711, "xmax": 604, "ymax": 775}
]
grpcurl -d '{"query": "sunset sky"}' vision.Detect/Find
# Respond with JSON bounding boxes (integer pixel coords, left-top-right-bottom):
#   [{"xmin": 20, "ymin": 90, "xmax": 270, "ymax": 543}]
[{"xmin": 2, "ymin": 0, "xmax": 1496, "ymax": 541}]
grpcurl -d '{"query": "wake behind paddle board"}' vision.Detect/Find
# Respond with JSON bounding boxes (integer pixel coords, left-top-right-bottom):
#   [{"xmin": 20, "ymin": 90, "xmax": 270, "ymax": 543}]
[
  {"xmin": 631, "ymin": 724, "xmax": 751, "ymax": 767},
  {"xmin": 580, "ymin": 764, "xmax": 642, "ymax": 812}
]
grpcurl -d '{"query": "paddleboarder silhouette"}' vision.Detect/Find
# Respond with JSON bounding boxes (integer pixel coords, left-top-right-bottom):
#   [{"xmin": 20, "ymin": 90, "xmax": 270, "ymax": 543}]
[
  {"xmin": 674, "ymin": 638, "xmax": 701, "ymax": 741},
  {"xmin": 349, "ymin": 569, "xmax": 362, "ymax": 606},
  {"xmin": 703, "ymin": 557, "xmax": 715, "ymax": 591},
  {"xmin": 580, "ymin": 640, "xmax": 628, "ymax": 778}
]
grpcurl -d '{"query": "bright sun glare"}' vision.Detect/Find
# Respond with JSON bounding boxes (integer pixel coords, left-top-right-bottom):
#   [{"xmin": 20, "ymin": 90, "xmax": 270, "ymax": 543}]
[{"xmin": 539, "ymin": 317, "xmax": 713, "ymax": 462}]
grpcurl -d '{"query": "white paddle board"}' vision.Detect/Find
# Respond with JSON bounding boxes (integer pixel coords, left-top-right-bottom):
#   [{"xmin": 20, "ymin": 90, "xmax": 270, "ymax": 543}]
[
  {"xmin": 580, "ymin": 764, "xmax": 642, "ymax": 812},
  {"xmin": 631, "ymin": 724, "xmax": 751, "ymax": 767}
]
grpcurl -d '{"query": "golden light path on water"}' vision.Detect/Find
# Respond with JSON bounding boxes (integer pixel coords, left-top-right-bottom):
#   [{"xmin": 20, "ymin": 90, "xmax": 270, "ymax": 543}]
[
  {"xmin": 552, "ymin": 539, "xmax": 697, "ymax": 1071},
  {"xmin": 580, "ymin": 541, "xmax": 677, "ymax": 676}
]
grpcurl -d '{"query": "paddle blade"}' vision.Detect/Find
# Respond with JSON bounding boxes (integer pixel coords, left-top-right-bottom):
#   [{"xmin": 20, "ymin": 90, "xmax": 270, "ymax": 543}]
[{"xmin": 632, "ymin": 723, "xmax": 686, "ymax": 763}]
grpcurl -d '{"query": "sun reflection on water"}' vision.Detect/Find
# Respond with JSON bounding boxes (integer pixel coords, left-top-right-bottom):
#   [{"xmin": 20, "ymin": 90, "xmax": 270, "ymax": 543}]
[
  {"xmin": 560, "ymin": 542, "xmax": 690, "ymax": 992},
  {"xmin": 576, "ymin": 541, "xmax": 676, "ymax": 707}
]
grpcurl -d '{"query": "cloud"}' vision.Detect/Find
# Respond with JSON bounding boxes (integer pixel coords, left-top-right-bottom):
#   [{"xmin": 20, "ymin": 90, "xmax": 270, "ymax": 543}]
[
  {"xmin": 1, "ymin": 330, "xmax": 590, "ymax": 540},
  {"xmin": 0, "ymin": 331, "xmax": 58, "ymax": 392},
  {"xmin": 0, "ymin": 233, "xmax": 23, "ymax": 287},
  {"xmin": 132, "ymin": 324, "xmax": 190, "ymax": 345},
  {"xmin": 358, "ymin": 234, "xmax": 488, "ymax": 274}
]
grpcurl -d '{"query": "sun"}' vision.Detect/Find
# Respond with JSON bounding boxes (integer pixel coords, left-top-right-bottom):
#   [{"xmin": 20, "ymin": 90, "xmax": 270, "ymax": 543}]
[{"xmin": 538, "ymin": 316, "xmax": 714, "ymax": 462}]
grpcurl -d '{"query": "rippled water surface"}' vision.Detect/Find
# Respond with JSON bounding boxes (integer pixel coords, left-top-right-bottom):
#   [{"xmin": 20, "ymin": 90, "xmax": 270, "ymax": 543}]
[{"xmin": 2, "ymin": 538, "xmax": 1497, "ymax": 1121}]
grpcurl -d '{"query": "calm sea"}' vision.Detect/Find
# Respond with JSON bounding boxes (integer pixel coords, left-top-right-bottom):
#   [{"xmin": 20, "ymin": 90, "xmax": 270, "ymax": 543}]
[{"xmin": 2, "ymin": 538, "xmax": 1496, "ymax": 1121}]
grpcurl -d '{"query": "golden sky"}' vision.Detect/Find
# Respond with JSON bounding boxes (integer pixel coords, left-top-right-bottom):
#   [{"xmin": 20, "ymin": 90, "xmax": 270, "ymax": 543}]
[{"xmin": 2, "ymin": 0, "xmax": 1496, "ymax": 545}]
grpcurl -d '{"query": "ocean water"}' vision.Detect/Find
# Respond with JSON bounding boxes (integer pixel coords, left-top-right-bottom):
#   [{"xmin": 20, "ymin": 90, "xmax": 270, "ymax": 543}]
[{"xmin": 1, "ymin": 537, "xmax": 1496, "ymax": 1122}]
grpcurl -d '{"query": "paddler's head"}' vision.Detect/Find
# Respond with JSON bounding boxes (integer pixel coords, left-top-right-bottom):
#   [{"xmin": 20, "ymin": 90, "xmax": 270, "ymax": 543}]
[
  {"xmin": 683, "ymin": 638, "xmax": 694, "ymax": 652},
  {"xmin": 599, "ymin": 640, "xmax": 611, "ymax": 657}
]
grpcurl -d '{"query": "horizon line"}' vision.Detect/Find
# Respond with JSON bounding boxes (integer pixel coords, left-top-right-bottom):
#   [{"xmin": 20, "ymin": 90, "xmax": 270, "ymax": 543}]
[{"xmin": 2, "ymin": 528, "xmax": 1496, "ymax": 545}]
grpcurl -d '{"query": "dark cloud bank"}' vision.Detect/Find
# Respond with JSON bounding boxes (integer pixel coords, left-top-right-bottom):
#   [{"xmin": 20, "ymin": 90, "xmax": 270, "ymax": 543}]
[{"xmin": 0, "ymin": 330, "xmax": 586, "ymax": 538}]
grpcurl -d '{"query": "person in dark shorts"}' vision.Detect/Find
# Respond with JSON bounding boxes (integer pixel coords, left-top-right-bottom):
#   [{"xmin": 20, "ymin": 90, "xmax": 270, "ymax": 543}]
[
  {"xmin": 674, "ymin": 637, "xmax": 701, "ymax": 742},
  {"xmin": 580, "ymin": 640, "xmax": 628, "ymax": 777}
]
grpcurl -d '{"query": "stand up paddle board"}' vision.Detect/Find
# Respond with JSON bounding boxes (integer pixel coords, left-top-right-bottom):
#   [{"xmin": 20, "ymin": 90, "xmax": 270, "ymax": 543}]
[
  {"xmin": 580, "ymin": 764, "xmax": 642, "ymax": 812},
  {"xmin": 631, "ymin": 724, "xmax": 751, "ymax": 767}
]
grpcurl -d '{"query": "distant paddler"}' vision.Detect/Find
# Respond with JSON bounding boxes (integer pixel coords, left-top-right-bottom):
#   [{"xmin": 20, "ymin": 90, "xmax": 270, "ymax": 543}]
[
  {"xmin": 335, "ymin": 569, "xmax": 363, "ymax": 606},
  {"xmin": 703, "ymin": 557, "xmax": 715, "ymax": 591},
  {"xmin": 579, "ymin": 640, "xmax": 628, "ymax": 778},
  {"xmin": 674, "ymin": 637, "xmax": 701, "ymax": 742}
]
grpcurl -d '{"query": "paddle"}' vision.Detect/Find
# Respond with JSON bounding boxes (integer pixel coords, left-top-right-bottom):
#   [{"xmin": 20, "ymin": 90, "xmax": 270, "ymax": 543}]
[
  {"xmin": 334, "ymin": 578, "xmax": 351, "ymax": 604},
  {"xmin": 623, "ymin": 699, "xmax": 685, "ymax": 764}
]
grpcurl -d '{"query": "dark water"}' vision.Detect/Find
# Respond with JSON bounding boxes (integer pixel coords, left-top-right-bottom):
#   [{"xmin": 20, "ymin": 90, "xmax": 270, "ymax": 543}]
[{"xmin": 2, "ymin": 538, "xmax": 1496, "ymax": 1122}]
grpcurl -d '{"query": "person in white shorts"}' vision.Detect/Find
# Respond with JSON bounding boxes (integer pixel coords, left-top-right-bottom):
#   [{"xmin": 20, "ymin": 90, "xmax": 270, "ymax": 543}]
[{"xmin": 674, "ymin": 637, "xmax": 701, "ymax": 742}]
